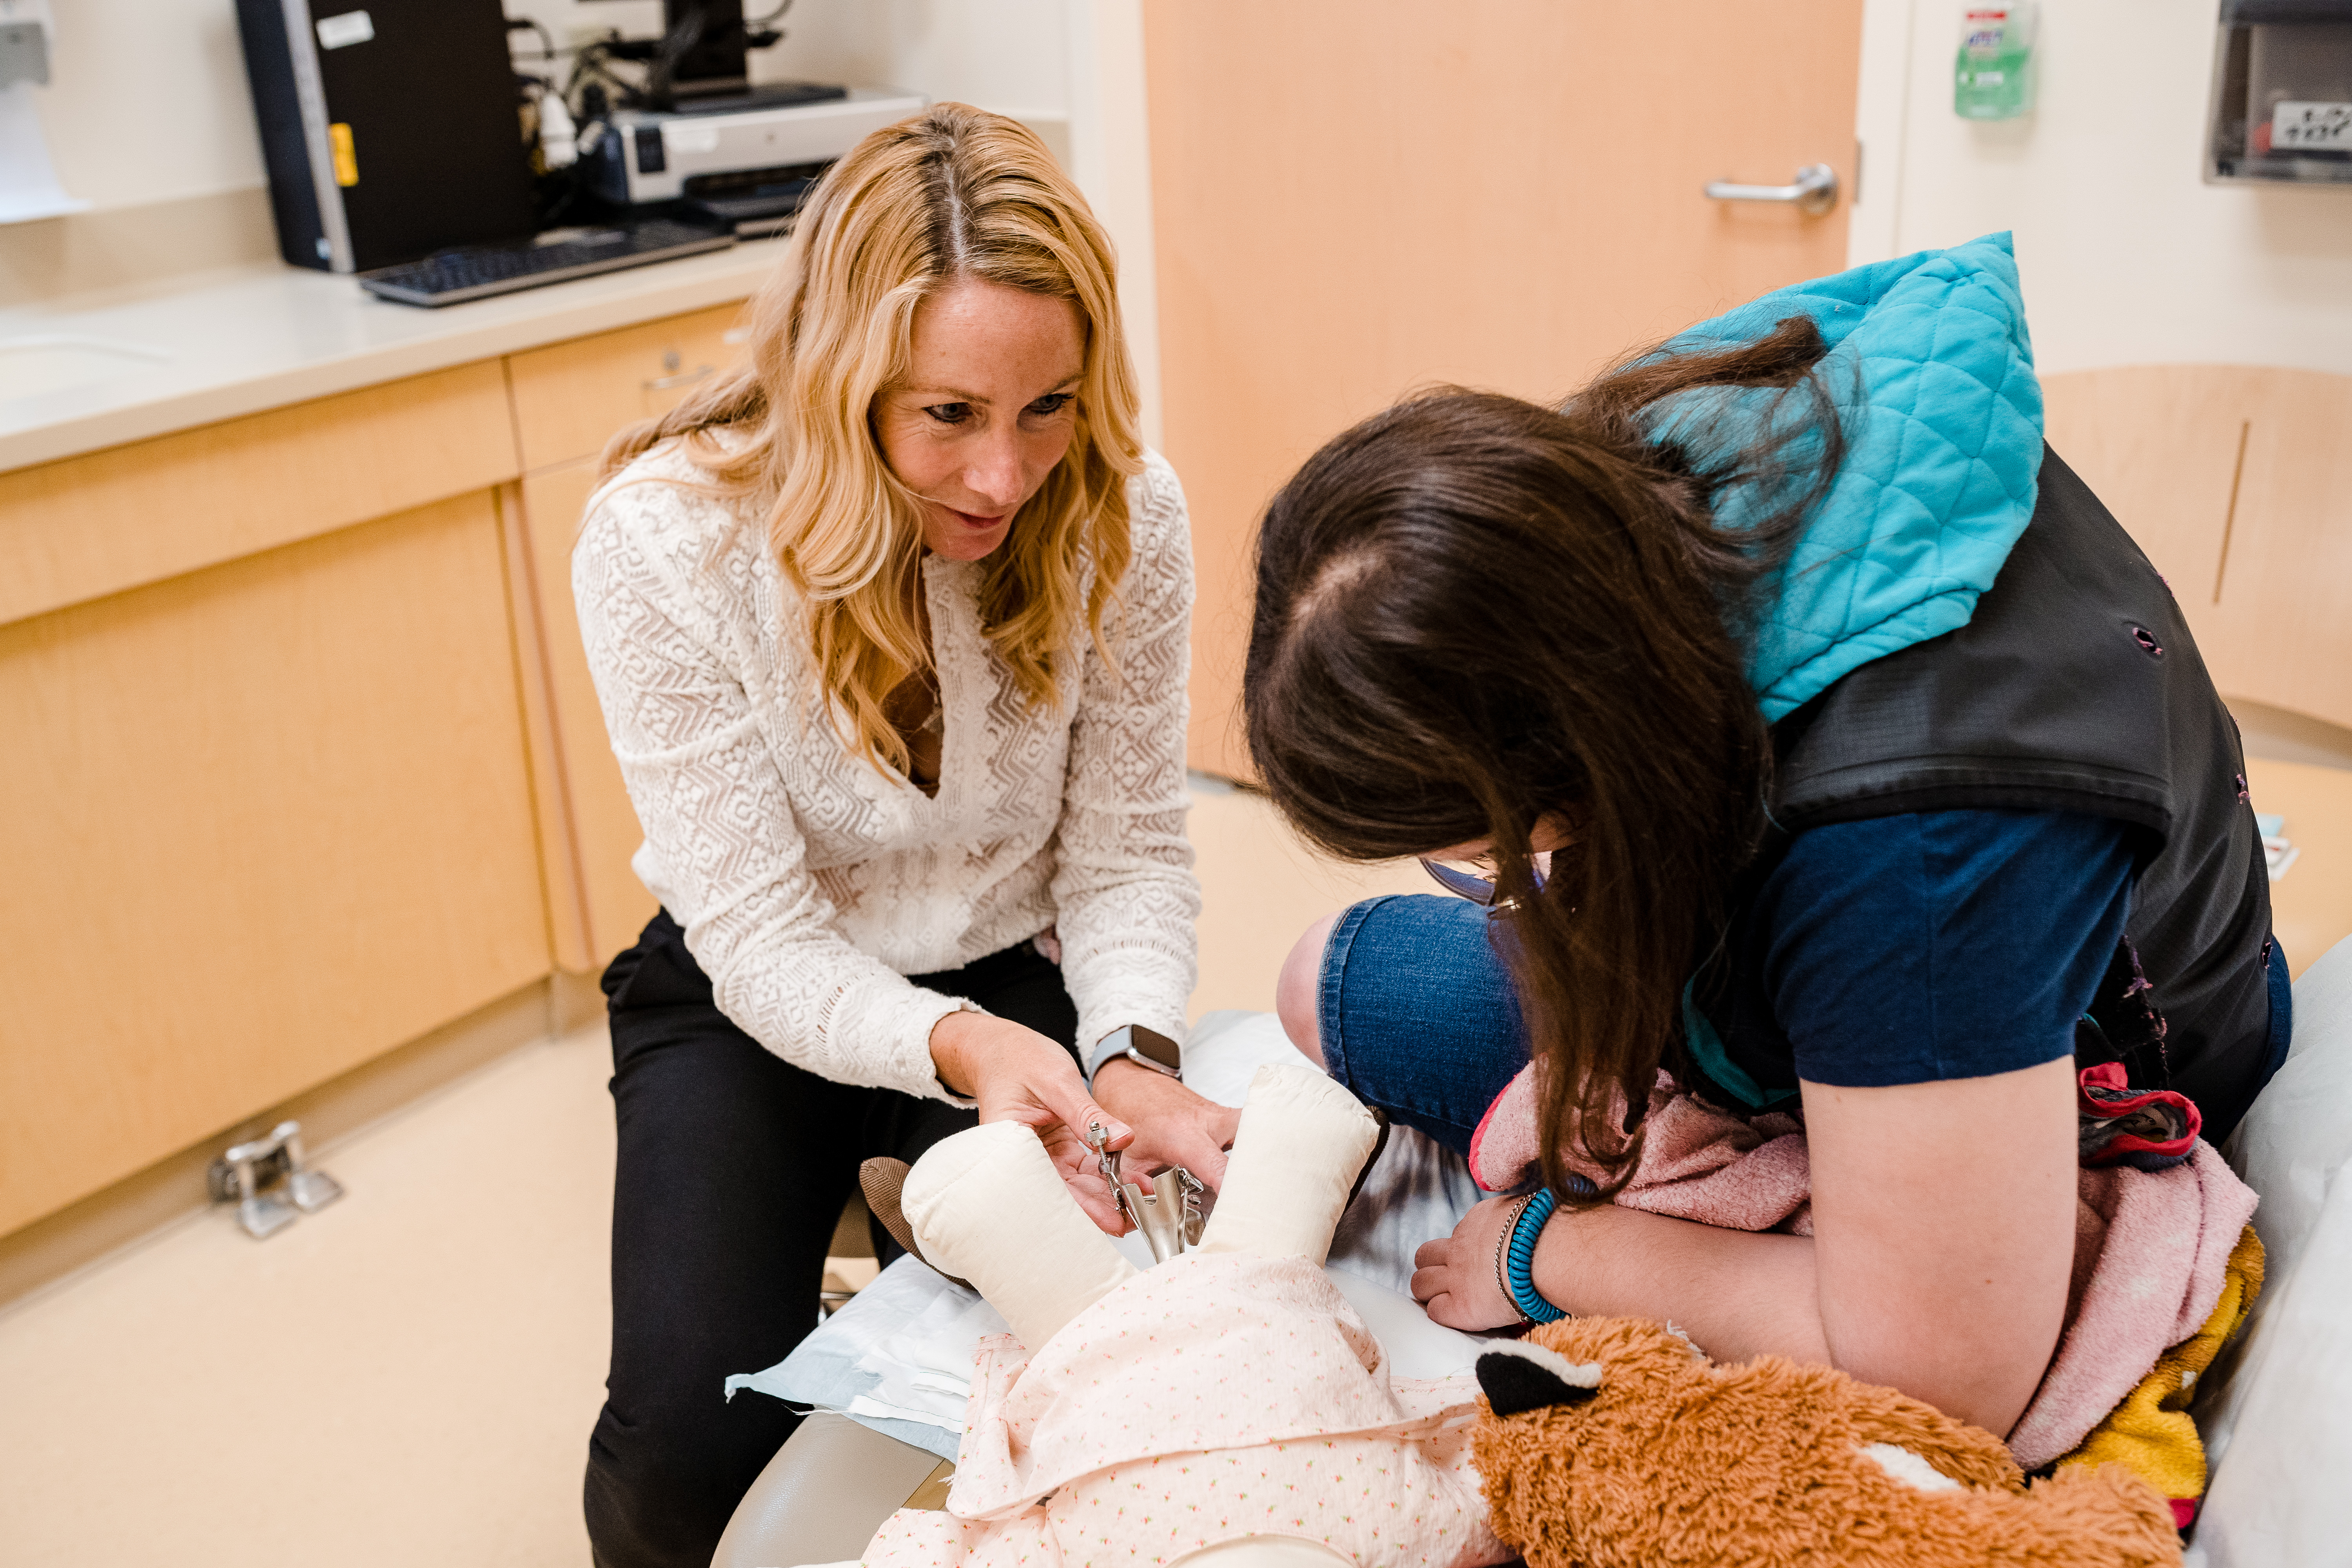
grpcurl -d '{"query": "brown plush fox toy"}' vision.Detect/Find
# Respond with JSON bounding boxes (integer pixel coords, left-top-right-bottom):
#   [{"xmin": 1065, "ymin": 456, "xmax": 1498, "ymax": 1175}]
[{"xmin": 1472, "ymin": 1318, "xmax": 2183, "ymax": 1568}]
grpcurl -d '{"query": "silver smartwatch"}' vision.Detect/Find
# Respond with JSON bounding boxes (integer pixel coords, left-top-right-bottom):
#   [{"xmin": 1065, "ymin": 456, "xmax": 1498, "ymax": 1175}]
[{"xmin": 1087, "ymin": 1024, "xmax": 1182, "ymax": 1089}]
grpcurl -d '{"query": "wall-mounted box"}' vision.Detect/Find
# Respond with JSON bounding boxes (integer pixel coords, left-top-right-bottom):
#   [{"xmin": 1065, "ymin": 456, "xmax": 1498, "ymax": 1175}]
[{"xmin": 2209, "ymin": 1, "xmax": 2352, "ymax": 185}]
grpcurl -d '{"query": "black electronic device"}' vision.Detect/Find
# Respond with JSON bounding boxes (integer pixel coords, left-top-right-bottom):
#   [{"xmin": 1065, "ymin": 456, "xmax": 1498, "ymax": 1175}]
[
  {"xmin": 677, "ymin": 163, "xmax": 826, "ymax": 237},
  {"xmin": 2209, "ymin": 0, "xmax": 2352, "ymax": 185},
  {"xmin": 662, "ymin": 0, "xmax": 750, "ymax": 100},
  {"xmin": 233, "ymin": 0, "xmax": 539, "ymax": 273},
  {"xmin": 355, "ymin": 219, "xmax": 736, "ymax": 307},
  {"xmin": 581, "ymin": 0, "xmax": 766, "ymax": 106}
]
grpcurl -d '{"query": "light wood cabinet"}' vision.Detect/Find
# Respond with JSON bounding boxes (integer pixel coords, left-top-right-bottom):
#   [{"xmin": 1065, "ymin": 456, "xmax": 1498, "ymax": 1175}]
[
  {"xmin": 0, "ymin": 301, "xmax": 753, "ymax": 1247},
  {"xmin": 2043, "ymin": 366, "xmax": 2352, "ymax": 733},
  {"xmin": 0, "ymin": 492, "xmax": 549, "ymax": 1235},
  {"xmin": 0, "ymin": 363, "xmax": 518, "ymax": 627},
  {"xmin": 516, "ymin": 459, "xmax": 660, "ymax": 970},
  {"xmin": 505, "ymin": 302, "xmax": 752, "ymax": 472}
]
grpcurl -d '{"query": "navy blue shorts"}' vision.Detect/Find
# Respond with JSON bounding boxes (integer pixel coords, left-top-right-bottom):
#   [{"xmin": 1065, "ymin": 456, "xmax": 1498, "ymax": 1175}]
[{"xmin": 1317, "ymin": 894, "xmax": 1529, "ymax": 1156}]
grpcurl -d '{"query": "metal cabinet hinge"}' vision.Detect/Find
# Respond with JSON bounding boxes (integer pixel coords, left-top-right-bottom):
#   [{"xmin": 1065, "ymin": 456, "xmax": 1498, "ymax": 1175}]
[{"xmin": 205, "ymin": 1120, "xmax": 345, "ymax": 1240}]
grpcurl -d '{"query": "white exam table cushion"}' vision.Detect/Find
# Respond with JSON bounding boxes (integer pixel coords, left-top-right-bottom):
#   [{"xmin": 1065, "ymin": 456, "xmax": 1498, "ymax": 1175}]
[{"xmin": 2185, "ymin": 931, "xmax": 2352, "ymax": 1567}]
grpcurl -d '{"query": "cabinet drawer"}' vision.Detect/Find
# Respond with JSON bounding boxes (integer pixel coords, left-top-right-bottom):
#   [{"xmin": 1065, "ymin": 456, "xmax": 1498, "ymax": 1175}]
[
  {"xmin": 0, "ymin": 361, "xmax": 518, "ymax": 629},
  {"xmin": 506, "ymin": 303, "xmax": 753, "ymax": 472}
]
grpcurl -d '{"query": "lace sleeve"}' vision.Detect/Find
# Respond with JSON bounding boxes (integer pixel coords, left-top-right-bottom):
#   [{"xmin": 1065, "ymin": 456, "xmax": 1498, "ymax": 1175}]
[
  {"xmin": 1050, "ymin": 452, "xmax": 1204, "ymax": 1064},
  {"xmin": 572, "ymin": 483, "xmax": 977, "ymax": 1101}
]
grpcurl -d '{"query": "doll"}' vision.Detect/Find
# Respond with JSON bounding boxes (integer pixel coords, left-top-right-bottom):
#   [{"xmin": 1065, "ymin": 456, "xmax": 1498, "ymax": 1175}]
[{"xmin": 849, "ymin": 1063, "xmax": 1514, "ymax": 1568}]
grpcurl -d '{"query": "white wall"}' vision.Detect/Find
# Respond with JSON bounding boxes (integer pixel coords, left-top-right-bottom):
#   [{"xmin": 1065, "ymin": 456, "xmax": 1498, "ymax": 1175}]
[
  {"xmin": 767, "ymin": 0, "xmax": 1067, "ymax": 120},
  {"xmin": 1852, "ymin": 0, "xmax": 2352, "ymax": 376},
  {"xmin": 13, "ymin": 0, "xmax": 1160, "ymax": 431},
  {"xmin": 27, "ymin": 0, "xmax": 265, "ymax": 211},
  {"xmin": 20, "ymin": 0, "xmax": 1072, "ymax": 212}
]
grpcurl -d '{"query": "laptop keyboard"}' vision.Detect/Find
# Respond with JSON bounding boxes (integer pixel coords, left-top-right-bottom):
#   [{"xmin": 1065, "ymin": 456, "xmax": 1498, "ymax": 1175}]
[{"xmin": 358, "ymin": 220, "xmax": 736, "ymax": 307}]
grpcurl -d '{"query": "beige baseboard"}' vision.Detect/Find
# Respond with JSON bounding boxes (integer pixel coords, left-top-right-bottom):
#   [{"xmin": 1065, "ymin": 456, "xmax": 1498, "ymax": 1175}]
[
  {"xmin": 0, "ymin": 187, "xmax": 283, "ymax": 309},
  {"xmin": 0, "ymin": 972, "xmax": 602, "ymax": 1312}
]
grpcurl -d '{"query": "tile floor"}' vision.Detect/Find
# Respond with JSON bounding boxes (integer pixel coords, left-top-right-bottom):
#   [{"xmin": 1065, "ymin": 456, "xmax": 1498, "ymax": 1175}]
[
  {"xmin": 2, "ymin": 748, "xmax": 2346, "ymax": 1568},
  {"xmin": 0, "ymin": 782, "xmax": 1427, "ymax": 1568}
]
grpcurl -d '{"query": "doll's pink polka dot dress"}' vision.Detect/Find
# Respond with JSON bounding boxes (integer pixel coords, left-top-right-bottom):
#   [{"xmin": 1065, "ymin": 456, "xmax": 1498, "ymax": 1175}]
[{"xmin": 860, "ymin": 1252, "xmax": 1509, "ymax": 1566}]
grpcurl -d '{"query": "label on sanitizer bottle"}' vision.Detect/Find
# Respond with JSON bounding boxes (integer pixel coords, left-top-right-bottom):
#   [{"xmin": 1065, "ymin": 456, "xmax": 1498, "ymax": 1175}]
[{"xmin": 1955, "ymin": 3, "xmax": 2037, "ymax": 121}]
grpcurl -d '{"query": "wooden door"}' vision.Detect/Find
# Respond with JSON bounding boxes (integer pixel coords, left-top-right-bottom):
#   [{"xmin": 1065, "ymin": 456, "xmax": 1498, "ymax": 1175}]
[{"xmin": 1145, "ymin": 0, "xmax": 1864, "ymax": 778}]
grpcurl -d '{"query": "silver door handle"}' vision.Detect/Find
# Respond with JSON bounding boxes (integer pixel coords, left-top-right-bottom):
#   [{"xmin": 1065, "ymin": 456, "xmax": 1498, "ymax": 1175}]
[
  {"xmin": 1704, "ymin": 163, "xmax": 1838, "ymax": 216},
  {"xmin": 644, "ymin": 363, "xmax": 716, "ymax": 391}
]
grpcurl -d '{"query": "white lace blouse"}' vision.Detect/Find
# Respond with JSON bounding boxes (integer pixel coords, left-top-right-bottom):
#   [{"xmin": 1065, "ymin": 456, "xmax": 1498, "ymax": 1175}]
[{"xmin": 572, "ymin": 442, "xmax": 1201, "ymax": 1102}]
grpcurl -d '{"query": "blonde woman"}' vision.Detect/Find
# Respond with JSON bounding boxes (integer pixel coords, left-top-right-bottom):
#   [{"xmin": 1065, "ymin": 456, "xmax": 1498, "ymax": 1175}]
[{"xmin": 572, "ymin": 106, "xmax": 1225, "ymax": 1566}]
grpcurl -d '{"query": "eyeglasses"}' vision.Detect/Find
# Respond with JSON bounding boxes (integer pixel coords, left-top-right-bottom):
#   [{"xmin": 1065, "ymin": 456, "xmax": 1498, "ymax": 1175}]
[{"xmin": 1419, "ymin": 853, "xmax": 1548, "ymax": 911}]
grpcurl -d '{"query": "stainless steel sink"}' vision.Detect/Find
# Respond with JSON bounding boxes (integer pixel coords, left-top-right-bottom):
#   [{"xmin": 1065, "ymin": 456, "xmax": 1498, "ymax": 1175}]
[{"xmin": 0, "ymin": 334, "xmax": 172, "ymax": 397}]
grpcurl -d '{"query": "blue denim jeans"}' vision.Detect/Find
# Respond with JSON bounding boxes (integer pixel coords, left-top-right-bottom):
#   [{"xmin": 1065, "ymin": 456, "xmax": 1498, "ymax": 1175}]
[
  {"xmin": 2265, "ymin": 935, "xmax": 2295, "ymax": 1082},
  {"xmin": 1317, "ymin": 893, "xmax": 1529, "ymax": 1156},
  {"xmin": 1319, "ymin": 894, "xmax": 2298, "ymax": 1156}
]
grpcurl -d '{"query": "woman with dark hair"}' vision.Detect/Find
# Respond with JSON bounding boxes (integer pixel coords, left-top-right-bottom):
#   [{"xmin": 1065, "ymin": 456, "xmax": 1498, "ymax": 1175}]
[{"xmin": 1246, "ymin": 235, "xmax": 2290, "ymax": 1439}]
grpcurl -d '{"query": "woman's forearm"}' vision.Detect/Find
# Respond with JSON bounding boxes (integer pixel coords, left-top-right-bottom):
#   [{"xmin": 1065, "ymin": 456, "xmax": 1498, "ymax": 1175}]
[
  {"xmin": 1804, "ymin": 1064, "xmax": 2078, "ymax": 1437},
  {"xmin": 1526, "ymin": 1060, "xmax": 2077, "ymax": 1437},
  {"xmin": 1529, "ymin": 1205, "xmax": 1831, "ymax": 1368}
]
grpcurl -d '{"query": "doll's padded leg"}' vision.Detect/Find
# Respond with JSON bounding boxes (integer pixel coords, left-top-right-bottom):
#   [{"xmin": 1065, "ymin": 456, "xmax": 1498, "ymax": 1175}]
[
  {"xmin": 899, "ymin": 1121, "xmax": 1138, "ymax": 1351},
  {"xmin": 1197, "ymin": 1064, "xmax": 1379, "ymax": 1266}
]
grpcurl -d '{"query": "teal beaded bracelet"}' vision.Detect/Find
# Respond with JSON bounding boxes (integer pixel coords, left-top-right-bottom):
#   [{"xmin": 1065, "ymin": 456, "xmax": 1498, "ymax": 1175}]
[{"xmin": 1504, "ymin": 1187, "xmax": 1568, "ymax": 1324}]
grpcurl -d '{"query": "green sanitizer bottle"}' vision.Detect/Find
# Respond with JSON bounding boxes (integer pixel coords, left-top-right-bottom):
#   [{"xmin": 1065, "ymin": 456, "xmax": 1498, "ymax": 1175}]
[{"xmin": 1955, "ymin": 3, "xmax": 2037, "ymax": 120}]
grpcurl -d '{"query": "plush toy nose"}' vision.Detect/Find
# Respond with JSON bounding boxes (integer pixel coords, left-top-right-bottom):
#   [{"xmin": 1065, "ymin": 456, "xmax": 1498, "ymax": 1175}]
[{"xmin": 1476, "ymin": 1343, "xmax": 1603, "ymax": 1417}]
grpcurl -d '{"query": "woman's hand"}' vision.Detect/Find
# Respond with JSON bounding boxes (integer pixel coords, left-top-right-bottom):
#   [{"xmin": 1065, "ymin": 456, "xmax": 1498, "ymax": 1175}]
[
  {"xmin": 1091, "ymin": 1060, "xmax": 1243, "ymax": 1189},
  {"xmin": 929, "ymin": 1011, "xmax": 1131, "ymax": 1233},
  {"xmin": 1410, "ymin": 1193, "xmax": 1529, "ymax": 1331}
]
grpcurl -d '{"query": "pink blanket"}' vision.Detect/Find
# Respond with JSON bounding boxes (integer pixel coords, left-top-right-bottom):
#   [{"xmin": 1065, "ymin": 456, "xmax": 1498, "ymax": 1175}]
[
  {"xmin": 1467, "ymin": 1068, "xmax": 2258, "ymax": 1468},
  {"xmin": 859, "ymin": 1251, "xmax": 1512, "ymax": 1566}
]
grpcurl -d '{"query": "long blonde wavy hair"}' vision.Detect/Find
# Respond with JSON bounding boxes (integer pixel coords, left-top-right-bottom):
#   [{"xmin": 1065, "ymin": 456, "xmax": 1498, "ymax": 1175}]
[{"xmin": 599, "ymin": 103, "xmax": 1144, "ymax": 774}]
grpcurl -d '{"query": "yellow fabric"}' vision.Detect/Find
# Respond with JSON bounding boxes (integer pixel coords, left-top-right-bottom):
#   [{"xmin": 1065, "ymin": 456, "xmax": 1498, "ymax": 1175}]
[{"xmin": 2056, "ymin": 1225, "xmax": 2266, "ymax": 1503}]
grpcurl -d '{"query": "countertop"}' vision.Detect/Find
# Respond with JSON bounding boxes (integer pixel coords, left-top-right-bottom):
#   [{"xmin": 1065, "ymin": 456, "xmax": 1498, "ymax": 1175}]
[{"xmin": 0, "ymin": 237, "xmax": 788, "ymax": 472}]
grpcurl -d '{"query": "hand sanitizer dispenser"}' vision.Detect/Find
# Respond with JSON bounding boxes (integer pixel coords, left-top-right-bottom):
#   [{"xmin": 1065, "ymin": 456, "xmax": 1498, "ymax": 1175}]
[
  {"xmin": 1956, "ymin": 4, "xmax": 2038, "ymax": 121},
  {"xmin": 2208, "ymin": 0, "xmax": 2352, "ymax": 185}
]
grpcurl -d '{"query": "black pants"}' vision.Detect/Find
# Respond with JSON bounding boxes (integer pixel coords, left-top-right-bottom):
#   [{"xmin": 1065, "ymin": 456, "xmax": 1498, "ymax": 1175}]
[{"xmin": 582, "ymin": 909, "xmax": 1078, "ymax": 1568}]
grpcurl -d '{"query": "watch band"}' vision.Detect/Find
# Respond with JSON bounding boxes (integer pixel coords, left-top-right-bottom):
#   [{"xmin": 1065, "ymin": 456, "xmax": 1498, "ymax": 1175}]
[
  {"xmin": 1494, "ymin": 1193, "xmax": 1535, "ymax": 1324},
  {"xmin": 1087, "ymin": 1024, "xmax": 1182, "ymax": 1089}
]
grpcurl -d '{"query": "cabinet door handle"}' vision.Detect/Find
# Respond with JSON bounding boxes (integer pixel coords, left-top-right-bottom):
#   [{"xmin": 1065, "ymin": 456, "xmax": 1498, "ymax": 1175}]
[
  {"xmin": 1703, "ymin": 163, "xmax": 1838, "ymax": 215},
  {"xmin": 644, "ymin": 363, "xmax": 717, "ymax": 391}
]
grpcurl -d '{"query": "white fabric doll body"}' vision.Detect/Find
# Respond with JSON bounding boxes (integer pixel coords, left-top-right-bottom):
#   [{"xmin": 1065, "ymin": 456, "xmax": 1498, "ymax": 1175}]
[{"xmin": 854, "ymin": 1066, "xmax": 1512, "ymax": 1568}]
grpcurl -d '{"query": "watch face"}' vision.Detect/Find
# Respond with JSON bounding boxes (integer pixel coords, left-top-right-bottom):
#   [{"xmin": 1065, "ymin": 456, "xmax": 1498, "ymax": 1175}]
[
  {"xmin": 1091, "ymin": 1026, "xmax": 1181, "ymax": 1085},
  {"xmin": 1131, "ymin": 1026, "xmax": 1181, "ymax": 1073}
]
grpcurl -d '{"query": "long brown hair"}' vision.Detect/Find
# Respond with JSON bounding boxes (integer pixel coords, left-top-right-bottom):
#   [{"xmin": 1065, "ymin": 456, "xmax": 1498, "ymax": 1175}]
[
  {"xmin": 1243, "ymin": 318, "xmax": 1843, "ymax": 1200},
  {"xmin": 599, "ymin": 103, "xmax": 1143, "ymax": 776}
]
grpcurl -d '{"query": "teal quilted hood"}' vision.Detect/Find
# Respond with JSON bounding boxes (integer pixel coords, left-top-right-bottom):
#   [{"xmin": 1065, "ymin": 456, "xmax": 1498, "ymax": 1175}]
[{"xmin": 1648, "ymin": 232, "xmax": 2045, "ymax": 722}]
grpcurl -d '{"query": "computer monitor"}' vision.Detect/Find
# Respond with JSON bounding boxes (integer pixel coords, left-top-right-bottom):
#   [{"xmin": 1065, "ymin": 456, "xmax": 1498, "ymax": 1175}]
[
  {"xmin": 662, "ymin": 0, "xmax": 750, "ymax": 99},
  {"xmin": 234, "ymin": 0, "xmax": 539, "ymax": 271}
]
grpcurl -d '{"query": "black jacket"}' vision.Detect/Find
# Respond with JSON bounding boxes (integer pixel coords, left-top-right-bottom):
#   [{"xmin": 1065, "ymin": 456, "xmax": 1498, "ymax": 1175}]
[{"xmin": 1697, "ymin": 448, "xmax": 2276, "ymax": 1139}]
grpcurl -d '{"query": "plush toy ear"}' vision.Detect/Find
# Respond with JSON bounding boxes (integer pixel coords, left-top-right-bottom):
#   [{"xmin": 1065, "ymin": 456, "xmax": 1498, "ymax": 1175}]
[{"xmin": 1476, "ymin": 1341, "xmax": 1603, "ymax": 1417}]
